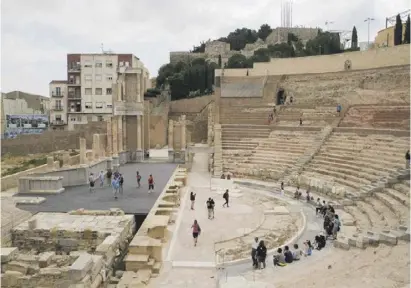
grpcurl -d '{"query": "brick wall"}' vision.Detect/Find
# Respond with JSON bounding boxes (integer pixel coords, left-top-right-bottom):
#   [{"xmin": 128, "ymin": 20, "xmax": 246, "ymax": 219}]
[{"xmin": 1, "ymin": 122, "xmax": 106, "ymax": 156}]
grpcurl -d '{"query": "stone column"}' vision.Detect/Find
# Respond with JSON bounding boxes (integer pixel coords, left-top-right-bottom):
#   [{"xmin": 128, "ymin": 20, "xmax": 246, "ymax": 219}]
[
  {"xmin": 168, "ymin": 119, "xmax": 174, "ymax": 162},
  {"xmin": 180, "ymin": 115, "xmax": 186, "ymax": 163},
  {"xmin": 118, "ymin": 116, "xmax": 123, "ymax": 153},
  {"xmin": 80, "ymin": 138, "xmax": 87, "ymax": 165},
  {"xmin": 139, "ymin": 73, "xmax": 144, "ymax": 102},
  {"xmin": 92, "ymin": 134, "xmax": 100, "ymax": 160},
  {"xmin": 112, "ymin": 117, "xmax": 119, "ymax": 169},
  {"xmin": 213, "ymin": 124, "xmax": 223, "ymax": 177},
  {"xmin": 137, "ymin": 73, "xmax": 141, "ymax": 102},
  {"xmin": 136, "ymin": 115, "xmax": 143, "ymax": 162},
  {"xmin": 47, "ymin": 156, "xmax": 55, "ymax": 170},
  {"xmin": 106, "ymin": 117, "xmax": 112, "ymax": 157},
  {"xmin": 62, "ymin": 151, "xmax": 70, "ymax": 167},
  {"xmin": 122, "ymin": 116, "xmax": 127, "ymax": 151}
]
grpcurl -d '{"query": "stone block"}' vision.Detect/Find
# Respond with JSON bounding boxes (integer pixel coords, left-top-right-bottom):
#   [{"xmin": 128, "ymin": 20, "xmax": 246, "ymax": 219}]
[
  {"xmin": 363, "ymin": 231, "xmax": 380, "ymax": 246},
  {"xmin": 379, "ymin": 232, "xmax": 398, "ymax": 245},
  {"xmin": 90, "ymin": 255, "xmax": 104, "ymax": 282},
  {"xmin": 1, "ymin": 247, "xmax": 18, "ymax": 264},
  {"xmin": 5, "ymin": 261, "xmax": 29, "ymax": 274},
  {"xmin": 2, "ymin": 271, "xmax": 23, "ymax": 287},
  {"xmin": 39, "ymin": 252, "xmax": 54, "ymax": 268},
  {"xmin": 39, "ymin": 267, "xmax": 62, "ymax": 276},
  {"xmin": 69, "ymin": 253, "xmax": 93, "ymax": 281},
  {"xmin": 59, "ymin": 238, "xmax": 79, "ymax": 249},
  {"xmin": 333, "ymin": 237, "xmax": 350, "ymax": 250}
]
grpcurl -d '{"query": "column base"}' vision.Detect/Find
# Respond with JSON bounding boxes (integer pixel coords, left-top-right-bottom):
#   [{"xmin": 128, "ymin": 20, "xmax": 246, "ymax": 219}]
[
  {"xmin": 107, "ymin": 158, "xmax": 113, "ymax": 170},
  {"xmin": 130, "ymin": 150, "xmax": 143, "ymax": 162},
  {"xmin": 172, "ymin": 151, "xmax": 186, "ymax": 163},
  {"xmin": 112, "ymin": 155, "xmax": 120, "ymax": 166},
  {"xmin": 168, "ymin": 150, "xmax": 175, "ymax": 163},
  {"xmin": 118, "ymin": 151, "xmax": 130, "ymax": 164}
]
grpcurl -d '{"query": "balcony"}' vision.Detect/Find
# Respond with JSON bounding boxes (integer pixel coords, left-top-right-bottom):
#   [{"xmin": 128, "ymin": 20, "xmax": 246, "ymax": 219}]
[
  {"xmin": 67, "ymin": 79, "xmax": 81, "ymax": 86},
  {"xmin": 51, "ymin": 91, "xmax": 64, "ymax": 97},
  {"xmin": 51, "ymin": 120, "xmax": 66, "ymax": 126},
  {"xmin": 53, "ymin": 106, "xmax": 64, "ymax": 111},
  {"xmin": 68, "ymin": 65, "xmax": 81, "ymax": 72},
  {"xmin": 68, "ymin": 93, "xmax": 82, "ymax": 99}
]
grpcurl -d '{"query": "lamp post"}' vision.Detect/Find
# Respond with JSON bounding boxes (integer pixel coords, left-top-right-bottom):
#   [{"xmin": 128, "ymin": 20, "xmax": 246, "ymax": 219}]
[{"xmin": 364, "ymin": 17, "xmax": 375, "ymax": 47}]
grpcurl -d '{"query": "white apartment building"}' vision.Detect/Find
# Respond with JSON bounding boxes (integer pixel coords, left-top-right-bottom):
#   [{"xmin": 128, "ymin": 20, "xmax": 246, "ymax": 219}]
[
  {"xmin": 49, "ymin": 80, "xmax": 67, "ymax": 130},
  {"xmin": 50, "ymin": 53, "xmax": 151, "ymax": 130}
]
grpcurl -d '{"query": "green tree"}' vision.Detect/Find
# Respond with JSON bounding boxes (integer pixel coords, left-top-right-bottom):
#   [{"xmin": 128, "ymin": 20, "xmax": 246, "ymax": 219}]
[
  {"xmin": 394, "ymin": 14, "xmax": 403, "ymax": 45},
  {"xmin": 192, "ymin": 42, "xmax": 206, "ymax": 53},
  {"xmin": 305, "ymin": 31, "xmax": 341, "ymax": 55},
  {"xmin": 257, "ymin": 24, "xmax": 272, "ymax": 41},
  {"xmin": 219, "ymin": 28, "xmax": 258, "ymax": 50},
  {"xmin": 226, "ymin": 54, "xmax": 249, "ymax": 68},
  {"xmin": 156, "ymin": 63, "xmax": 175, "ymax": 88},
  {"xmin": 404, "ymin": 15, "xmax": 410, "ymax": 44},
  {"xmin": 351, "ymin": 26, "xmax": 358, "ymax": 49},
  {"xmin": 268, "ymin": 43, "xmax": 295, "ymax": 58},
  {"xmin": 252, "ymin": 48, "xmax": 271, "ymax": 62}
]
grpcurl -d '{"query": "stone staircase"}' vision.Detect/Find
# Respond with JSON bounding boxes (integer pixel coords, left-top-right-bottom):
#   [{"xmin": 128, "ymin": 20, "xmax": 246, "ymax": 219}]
[
  {"xmin": 300, "ymin": 132, "xmax": 410, "ymax": 198},
  {"xmin": 220, "ymin": 104, "xmax": 273, "ymax": 125},
  {"xmin": 276, "ymin": 106, "xmax": 338, "ymax": 127}
]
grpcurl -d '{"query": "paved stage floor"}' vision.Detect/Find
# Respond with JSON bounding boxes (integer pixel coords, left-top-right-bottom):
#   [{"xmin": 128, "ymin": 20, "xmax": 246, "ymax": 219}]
[{"xmin": 15, "ymin": 163, "xmax": 177, "ymax": 214}]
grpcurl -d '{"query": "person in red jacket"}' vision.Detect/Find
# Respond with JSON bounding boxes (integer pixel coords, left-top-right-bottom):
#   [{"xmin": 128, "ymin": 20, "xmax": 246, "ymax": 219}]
[{"xmin": 148, "ymin": 174, "xmax": 155, "ymax": 194}]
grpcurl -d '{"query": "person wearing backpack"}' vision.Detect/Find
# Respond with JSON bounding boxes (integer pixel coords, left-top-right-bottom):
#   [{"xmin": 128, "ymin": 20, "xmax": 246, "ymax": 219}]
[
  {"xmin": 106, "ymin": 169, "xmax": 112, "ymax": 187},
  {"xmin": 191, "ymin": 219, "xmax": 201, "ymax": 246},
  {"xmin": 256, "ymin": 240, "xmax": 267, "ymax": 269},
  {"xmin": 223, "ymin": 189, "xmax": 229, "ymax": 208},
  {"xmin": 284, "ymin": 246, "xmax": 293, "ymax": 263},
  {"xmin": 332, "ymin": 214, "xmax": 340, "ymax": 240}
]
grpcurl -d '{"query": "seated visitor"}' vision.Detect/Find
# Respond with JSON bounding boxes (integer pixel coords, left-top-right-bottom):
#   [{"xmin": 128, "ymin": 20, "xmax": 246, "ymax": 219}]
[
  {"xmin": 273, "ymin": 248, "xmax": 287, "ymax": 266},
  {"xmin": 306, "ymin": 190, "xmax": 311, "ymax": 202},
  {"xmin": 292, "ymin": 244, "xmax": 302, "ymax": 261},
  {"xmin": 227, "ymin": 174, "xmax": 231, "ymax": 180},
  {"xmin": 284, "ymin": 246, "xmax": 293, "ymax": 263},
  {"xmin": 221, "ymin": 174, "xmax": 225, "ymax": 179},
  {"xmin": 315, "ymin": 235, "xmax": 326, "ymax": 250},
  {"xmin": 315, "ymin": 198, "xmax": 323, "ymax": 215},
  {"xmin": 294, "ymin": 187, "xmax": 301, "ymax": 199},
  {"xmin": 303, "ymin": 240, "xmax": 313, "ymax": 256}
]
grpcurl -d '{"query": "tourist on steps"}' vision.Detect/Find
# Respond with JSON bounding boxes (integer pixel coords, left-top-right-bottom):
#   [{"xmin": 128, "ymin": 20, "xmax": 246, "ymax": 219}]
[
  {"xmin": 136, "ymin": 171, "xmax": 141, "ymax": 188},
  {"xmin": 299, "ymin": 118, "xmax": 303, "ymax": 126},
  {"xmin": 206, "ymin": 197, "xmax": 215, "ymax": 219},
  {"xmin": 406, "ymin": 150, "xmax": 410, "ymax": 169},
  {"xmin": 190, "ymin": 192, "xmax": 196, "ymax": 210},
  {"xmin": 251, "ymin": 237, "xmax": 259, "ymax": 268},
  {"xmin": 256, "ymin": 240, "xmax": 267, "ymax": 269},
  {"xmin": 292, "ymin": 244, "xmax": 302, "ymax": 261},
  {"xmin": 315, "ymin": 198, "xmax": 323, "ymax": 215},
  {"xmin": 223, "ymin": 189, "xmax": 229, "ymax": 207},
  {"xmin": 148, "ymin": 174, "xmax": 155, "ymax": 194},
  {"xmin": 332, "ymin": 214, "xmax": 340, "ymax": 240},
  {"xmin": 89, "ymin": 173, "xmax": 95, "ymax": 193},
  {"xmin": 191, "ymin": 219, "xmax": 201, "ymax": 246},
  {"xmin": 303, "ymin": 240, "xmax": 313, "ymax": 256},
  {"xmin": 337, "ymin": 103, "xmax": 342, "ymax": 116},
  {"xmin": 284, "ymin": 246, "xmax": 293, "ymax": 263}
]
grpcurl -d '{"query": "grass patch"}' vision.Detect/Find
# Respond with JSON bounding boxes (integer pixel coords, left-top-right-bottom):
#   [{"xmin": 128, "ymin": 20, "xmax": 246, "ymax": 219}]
[{"xmin": 1, "ymin": 157, "xmax": 48, "ymax": 177}]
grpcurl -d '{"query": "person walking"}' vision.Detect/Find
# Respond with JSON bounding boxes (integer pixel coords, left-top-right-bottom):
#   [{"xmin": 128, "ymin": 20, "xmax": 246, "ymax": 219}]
[
  {"xmin": 89, "ymin": 173, "xmax": 95, "ymax": 193},
  {"xmin": 106, "ymin": 169, "xmax": 112, "ymax": 187},
  {"xmin": 223, "ymin": 189, "xmax": 229, "ymax": 208},
  {"xmin": 332, "ymin": 214, "xmax": 340, "ymax": 240},
  {"xmin": 136, "ymin": 171, "xmax": 141, "ymax": 188},
  {"xmin": 112, "ymin": 176, "xmax": 120, "ymax": 199},
  {"xmin": 206, "ymin": 197, "xmax": 215, "ymax": 219},
  {"xmin": 191, "ymin": 220, "xmax": 201, "ymax": 247},
  {"xmin": 406, "ymin": 150, "xmax": 410, "ymax": 169},
  {"xmin": 251, "ymin": 237, "xmax": 259, "ymax": 268},
  {"xmin": 148, "ymin": 174, "xmax": 155, "ymax": 194},
  {"xmin": 190, "ymin": 192, "xmax": 196, "ymax": 210},
  {"xmin": 256, "ymin": 240, "xmax": 267, "ymax": 269},
  {"xmin": 98, "ymin": 170, "xmax": 105, "ymax": 187},
  {"xmin": 119, "ymin": 174, "xmax": 124, "ymax": 195}
]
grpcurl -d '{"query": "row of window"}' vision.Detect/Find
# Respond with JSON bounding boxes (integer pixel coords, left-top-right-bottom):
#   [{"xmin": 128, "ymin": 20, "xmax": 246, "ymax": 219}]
[
  {"xmin": 84, "ymin": 74, "xmax": 113, "ymax": 82},
  {"xmin": 84, "ymin": 88, "xmax": 112, "ymax": 95},
  {"xmin": 83, "ymin": 60, "xmax": 130, "ymax": 68},
  {"xmin": 84, "ymin": 102, "xmax": 112, "ymax": 109}
]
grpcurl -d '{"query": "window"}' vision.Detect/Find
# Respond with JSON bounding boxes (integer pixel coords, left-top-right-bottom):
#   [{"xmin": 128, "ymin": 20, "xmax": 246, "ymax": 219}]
[
  {"xmin": 85, "ymin": 102, "xmax": 92, "ymax": 109},
  {"xmin": 106, "ymin": 74, "xmax": 113, "ymax": 81},
  {"xmin": 106, "ymin": 60, "xmax": 113, "ymax": 68},
  {"xmin": 95, "ymin": 61, "xmax": 102, "ymax": 68},
  {"xmin": 95, "ymin": 74, "xmax": 102, "ymax": 81},
  {"xmin": 84, "ymin": 61, "xmax": 92, "ymax": 68},
  {"xmin": 96, "ymin": 102, "xmax": 103, "ymax": 109},
  {"xmin": 70, "ymin": 117, "xmax": 76, "ymax": 122},
  {"xmin": 95, "ymin": 88, "xmax": 102, "ymax": 95},
  {"xmin": 125, "ymin": 61, "xmax": 130, "ymax": 67},
  {"xmin": 85, "ymin": 88, "xmax": 92, "ymax": 95},
  {"xmin": 106, "ymin": 88, "xmax": 112, "ymax": 95},
  {"xmin": 85, "ymin": 74, "xmax": 92, "ymax": 81},
  {"xmin": 98, "ymin": 115, "xmax": 104, "ymax": 122},
  {"xmin": 106, "ymin": 103, "xmax": 113, "ymax": 108},
  {"xmin": 55, "ymin": 115, "xmax": 62, "ymax": 121},
  {"xmin": 55, "ymin": 100, "xmax": 62, "ymax": 107},
  {"xmin": 56, "ymin": 87, "xmax": 61, "ymax": 95}
]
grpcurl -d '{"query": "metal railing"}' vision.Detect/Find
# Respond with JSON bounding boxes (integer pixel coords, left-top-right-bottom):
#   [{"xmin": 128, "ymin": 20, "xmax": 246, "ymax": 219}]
[
  {"xmin": 53, "ymin": 106, "xmax": 64, "ymax": 111},
  {"xmin": 51, "ymin": 91, "xmax": 64, "ymax": 97}
]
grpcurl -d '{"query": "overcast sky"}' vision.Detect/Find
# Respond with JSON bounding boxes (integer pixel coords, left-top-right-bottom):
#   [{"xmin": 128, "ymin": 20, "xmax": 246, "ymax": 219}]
[{"xmin": 1, "ymin": 0, "xmax": 409, "ymax": 96}]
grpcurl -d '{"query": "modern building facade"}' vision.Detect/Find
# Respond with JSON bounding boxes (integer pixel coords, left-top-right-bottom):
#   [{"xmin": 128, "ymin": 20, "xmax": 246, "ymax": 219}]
[
  {"xmin": 49, "ymin": 53, "xmax": 151, "ymax": 130},
  {"xmin": 374, "ymin": 24, "xmax": 407, "ymax": 48},
  {"xmin": 49, "ymin": 80, "xmax": 67, "ymax": 130}
]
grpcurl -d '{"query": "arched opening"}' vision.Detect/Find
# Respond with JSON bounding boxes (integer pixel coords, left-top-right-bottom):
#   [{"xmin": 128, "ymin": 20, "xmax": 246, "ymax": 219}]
[{"xmin": 276, "ymin": 88, "xmax": 286, "ymax": 105}]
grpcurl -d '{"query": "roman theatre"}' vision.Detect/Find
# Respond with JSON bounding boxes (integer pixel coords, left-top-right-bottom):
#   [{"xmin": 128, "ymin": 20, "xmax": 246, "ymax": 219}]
[{"xmin": 1, "ymin": 44, "xmax": 410, "ymax": 288}]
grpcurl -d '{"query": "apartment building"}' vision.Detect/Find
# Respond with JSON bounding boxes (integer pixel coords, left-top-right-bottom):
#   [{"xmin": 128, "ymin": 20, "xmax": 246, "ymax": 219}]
[
  {"xmin": 49, "ymin": 80, "xmax": 67, "ymax": 130},
  {"xmin": 49, "ymin": 53, "xmax": 151, "ymax": 130}
]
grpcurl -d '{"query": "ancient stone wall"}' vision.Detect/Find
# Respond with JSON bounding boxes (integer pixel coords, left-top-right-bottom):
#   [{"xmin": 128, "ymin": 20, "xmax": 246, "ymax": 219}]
[
  {"xmin": 169, "ymin": 95, "xmax": 214, "ymax": 113},
  {"xmin": 169, "ymin": 52, "xmax": 206, "ymax": 65},
  {"xmin": 1, "ymin": 122, "xmax": 106, "ymax": 156},
  {"xmin": 216, "ymin": 44, "xmax": 410, "ymax": 76}
]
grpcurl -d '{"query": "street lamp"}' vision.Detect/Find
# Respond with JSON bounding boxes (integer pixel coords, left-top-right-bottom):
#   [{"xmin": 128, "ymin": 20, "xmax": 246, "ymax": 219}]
[{"xmin": 364, "ymin": 17, "xmax": 375, "ymax": 47}]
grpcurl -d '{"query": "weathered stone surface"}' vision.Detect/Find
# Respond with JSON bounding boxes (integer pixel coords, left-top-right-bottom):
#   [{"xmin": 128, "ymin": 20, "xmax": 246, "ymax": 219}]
[
  {"xmin": 5, "ymin": 261, "xmax": 29, "ymax": 274},
  {"xmin": 69, "ymin": 253, "xmax": 93, "ymax": 281},
  {"xmin": 333, "ymin": 236, "xmax": 350, "ymax": 250},
  {"xmin": 39, "ymin": 252, "xmax": 55, "ymax": 268},
  {"xmin": 379, "ymin": 232, "xmax": 398, "ymax": 245},
  {"xmin": 1, "ymin": 247, "xmax": 18, "ymax": 264}
]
